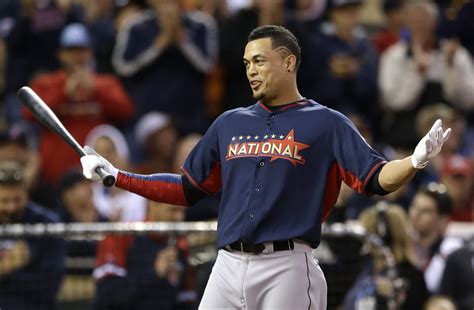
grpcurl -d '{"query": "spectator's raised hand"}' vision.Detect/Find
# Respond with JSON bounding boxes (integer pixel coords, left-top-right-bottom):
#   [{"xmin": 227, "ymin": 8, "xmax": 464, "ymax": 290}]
[
  {"xmin": 0, "ymin": 241, "xmax": 31, "ymax": 276},
  {"xmin": 329, "ymin": 54, "xmax": 360, "ymax": 79},
  {"xmin": 154, "ymin": 246, "xmax": 179, "ymax": 280},
  {"xmin": 441, "ymin": 39, "xmax": 460, "ymax": 65},
  {"xmin": 154, "ymin": 0, "xmax": 185, "ymax": 47}
]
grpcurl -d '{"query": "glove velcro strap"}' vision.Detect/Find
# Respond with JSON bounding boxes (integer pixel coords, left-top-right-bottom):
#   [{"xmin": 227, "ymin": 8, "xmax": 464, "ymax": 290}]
[{"xmin": 411, "ymin": 155, "xmax": 428, "ymax": 169}]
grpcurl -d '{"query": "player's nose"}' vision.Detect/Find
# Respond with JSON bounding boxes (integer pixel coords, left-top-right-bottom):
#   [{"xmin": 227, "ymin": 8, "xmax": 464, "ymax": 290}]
[{"xmin": 247, "ymin": 63, "xmax": 258, "ymax": 76}]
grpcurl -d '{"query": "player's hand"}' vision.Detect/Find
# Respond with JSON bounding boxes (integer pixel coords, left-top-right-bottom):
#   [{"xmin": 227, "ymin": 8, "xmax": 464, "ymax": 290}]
[
  {"xmin": 80, "ymin": 146, "xmax": 118, "ymax": 181},
  {"xmin": 411, "ymin": 119, "xmax": 451, "ymax": 169}
]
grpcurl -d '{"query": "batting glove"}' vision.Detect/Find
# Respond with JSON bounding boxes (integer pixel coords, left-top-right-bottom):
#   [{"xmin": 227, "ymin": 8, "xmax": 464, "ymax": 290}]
[
  {"xmin": 411, "ymin": 119, "xmax": 451, "ymax": 169},
  {"xmin": 80, "ymin": 146, "xmax": 119, "ymax": 181}
]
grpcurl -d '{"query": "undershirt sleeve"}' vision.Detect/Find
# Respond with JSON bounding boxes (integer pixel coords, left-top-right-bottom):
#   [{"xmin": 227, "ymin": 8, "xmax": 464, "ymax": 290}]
[{"xmin": 365, "ymin": 164, "xmax": 390, "ymax": 196}]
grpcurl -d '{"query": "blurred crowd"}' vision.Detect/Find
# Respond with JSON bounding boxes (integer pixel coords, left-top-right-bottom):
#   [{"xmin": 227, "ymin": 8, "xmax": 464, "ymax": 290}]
[{"xmin": 0, "ymin": 0, "xmax": 472, "ymax": 309}]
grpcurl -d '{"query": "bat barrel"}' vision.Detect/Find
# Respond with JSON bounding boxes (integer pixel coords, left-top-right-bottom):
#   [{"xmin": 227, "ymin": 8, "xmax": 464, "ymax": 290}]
[{"xmin": 17, "ymin": 86, "xmax": 114, "ymax": 187}]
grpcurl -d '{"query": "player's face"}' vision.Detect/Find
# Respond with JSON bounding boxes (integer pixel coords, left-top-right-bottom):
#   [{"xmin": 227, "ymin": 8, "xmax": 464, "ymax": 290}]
[
  {"xmin": 0, "ymin": 185, "xmax": 28, "ymax": 224},
  {"xmin": 243, "ymin": 38, "xmax": 289, "ymax": 102}
]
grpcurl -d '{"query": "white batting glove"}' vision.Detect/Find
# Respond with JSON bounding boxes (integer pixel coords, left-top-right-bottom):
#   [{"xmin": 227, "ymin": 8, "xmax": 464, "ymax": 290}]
[
  {"xmin": 411, "ymin": 119, "xmax": 451, "ymax": 169},
  {"xmin": 80, "ymin": 146, "xmax": 119, "ymax": 181}
]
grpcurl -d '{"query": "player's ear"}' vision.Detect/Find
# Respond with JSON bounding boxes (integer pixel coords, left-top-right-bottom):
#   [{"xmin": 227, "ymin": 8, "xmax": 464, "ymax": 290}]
[{"xmin": 286, "ymin": 55, "xmax": 296, "ymax": 72}]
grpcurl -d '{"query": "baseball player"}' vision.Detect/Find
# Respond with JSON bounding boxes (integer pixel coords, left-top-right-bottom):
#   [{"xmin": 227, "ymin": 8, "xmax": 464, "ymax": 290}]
[{"xmin": 81, "ymin": 25, "xmax": 451, "ymax": 309}]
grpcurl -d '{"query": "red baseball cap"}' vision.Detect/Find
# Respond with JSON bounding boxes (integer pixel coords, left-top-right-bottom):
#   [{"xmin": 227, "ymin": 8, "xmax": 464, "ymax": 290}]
[{"xmin": 442, "ymin": 155, "xmax": 472, "ymax": 177}]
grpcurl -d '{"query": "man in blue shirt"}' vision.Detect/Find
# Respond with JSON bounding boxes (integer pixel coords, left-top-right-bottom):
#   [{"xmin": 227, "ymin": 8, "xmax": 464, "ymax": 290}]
[
  {"xmin": 81, "ymin": 25, "xmax": 451, "ymax": 309},
  {"xmin": 0, "ymin": 161, "xmax": 65, "ymax": 310}
]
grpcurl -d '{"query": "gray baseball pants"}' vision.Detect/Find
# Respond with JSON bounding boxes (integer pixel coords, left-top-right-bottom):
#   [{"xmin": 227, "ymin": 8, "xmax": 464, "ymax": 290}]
[{"xmin": 199, "ymin": 242, "xmax": 327, "ymax": 309}]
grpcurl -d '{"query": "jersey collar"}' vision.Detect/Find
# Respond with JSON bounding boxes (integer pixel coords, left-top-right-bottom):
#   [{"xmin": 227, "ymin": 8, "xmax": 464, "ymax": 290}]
[{"xmin": 255, "ymin": 98, "xmax": 310, "ymax": 115}]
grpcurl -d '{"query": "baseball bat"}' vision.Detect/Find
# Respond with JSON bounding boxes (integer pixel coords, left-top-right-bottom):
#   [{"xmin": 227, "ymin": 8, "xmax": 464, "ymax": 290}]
[{"xmin": 17, "ymin": 86, "xmax": 115, "ymax": 187}]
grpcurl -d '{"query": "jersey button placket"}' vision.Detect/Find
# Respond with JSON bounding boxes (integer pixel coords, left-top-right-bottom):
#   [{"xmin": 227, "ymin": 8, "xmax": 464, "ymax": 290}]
[{"xmin": 266, "ymin": 114, "xmax": 275, "ymax": 131}]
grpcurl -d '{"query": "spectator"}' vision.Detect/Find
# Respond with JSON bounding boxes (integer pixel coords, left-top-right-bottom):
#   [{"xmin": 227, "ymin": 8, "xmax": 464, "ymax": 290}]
[
  {"xmin": 408, "ymin": 183, "xmax": 464, "ymax": 293},
  {"xmin": 372, "ymin": 0, "xmax": 406, "ymax": 54},
  {"xmin": 23, "ymin": 23, "xmax": 134, "ymax": 187},
  {"xmin": 5, "ymin": 0, "xmax": 82, "ymax": 95},
  {"xmin": 437, "ymin": 0, "xmax": 474, "ymax": 57},
  {"xmin": 424, "ymin": 295, "xmax": 457, "ymax": 310},
  {"xmin": 293, "ymin": 0, "xmax": 327, "ymax": 25},
  {"xmin": 189, "ymin": 0, "xmax": 230, "ymax": 24},
  {"xmin": 439, "ymin": 239, "xmax": 474, "ymax": 310},
  {"xmin": 439, "ymin": 155, "xmax": 473, "ymax": 222},
  {"xmin": 56, "ymin": 170, "xmax": 105, "ymax": 309},
  {"xmin": 112, "ymin": 0, "xmax": 218, "ymax": 134},
  {"xmin": 133, "ymin": 112, "xmax": 178, "ymax": 174},
  {"xmin": 0, "ymin": 161, "xmax": 65, "ymax": 310},
  {"xmin": 0, "ymin": 0, "xmax": 20, "ymax": 124},
  {"xmin": 58, "ymin": 169, "xmax": 105, "ymax": 223},
  {"xmin": 94, "ymin": 201, "xmax": 195, "ymax": 310},
  {"xmin": 0, "ymin": 123, "xmax": 39, "ymax": 192},
  {"xmin": 300, "ymin": 0, "xmax": 379, "ymax": 125},
  {"xmin": 378, "ymin": 1, "xmax": 474, "ymax": 149},
  {"xmin": 81, "ymin": 0, "xmax": 118, "ymax": 73},
  {"xmin": 85, "ymin": 124, "xmax": 147, "ymax": 222},
  {"xmin": 344, "ymin": 203, "xmax": 428, "ymax": 310},
  {"xmin": 415, "ymin": 104, "xmax": 473, "ymax": 171}
]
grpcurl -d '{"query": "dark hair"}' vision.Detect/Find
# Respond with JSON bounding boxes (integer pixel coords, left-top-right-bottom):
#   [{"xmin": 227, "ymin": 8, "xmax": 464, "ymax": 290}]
[
  {"xmin": 0, "ymin": 161, "xmax": 24, "ymax": 186},
  {"xmin": 248, "ymin": 25, "xmax": 301, "ymax": 70},
  {"xmin": 420, "ymin": 183, "xmax": 453, "ymax": 216},
  {"xmin": 383, "ymin": 0, "xmax": 404, "ymax": 14},
  {"xmin": 58, "ymin": 169, "xmax": 88, "ymax": 195}
]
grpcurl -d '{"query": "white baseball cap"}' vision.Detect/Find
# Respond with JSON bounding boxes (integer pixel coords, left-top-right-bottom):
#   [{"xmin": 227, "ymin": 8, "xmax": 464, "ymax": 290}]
[
  {"xmin": 134, "ymin": 112, "xmax": 171, "ymax": 147},
  {"xmin": 60, "ymin": 23, "xmax": 91, "ymax": 48}
]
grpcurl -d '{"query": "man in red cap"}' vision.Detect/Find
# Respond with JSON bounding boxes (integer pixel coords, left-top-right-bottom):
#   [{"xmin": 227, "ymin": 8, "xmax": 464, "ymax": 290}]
[{"xmin": 440, "ymin": 155, "xmax": 473, "ymax": 222}]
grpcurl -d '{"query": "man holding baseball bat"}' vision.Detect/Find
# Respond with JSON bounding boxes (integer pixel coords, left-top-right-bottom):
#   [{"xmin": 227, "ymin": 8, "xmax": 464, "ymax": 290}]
[{"xmin": 81, "ymin": 25, "xmax": 450, "ymax": 309}]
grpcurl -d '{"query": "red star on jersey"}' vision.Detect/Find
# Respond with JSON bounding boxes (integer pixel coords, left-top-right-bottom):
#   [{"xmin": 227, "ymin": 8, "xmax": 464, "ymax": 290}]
[{"xmin": 266, "ymin": 129, "xmax": 310, "ymax": 166}]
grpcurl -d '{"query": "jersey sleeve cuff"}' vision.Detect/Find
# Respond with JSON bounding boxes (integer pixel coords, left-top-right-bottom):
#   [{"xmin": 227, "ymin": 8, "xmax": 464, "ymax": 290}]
[
  {"xmin": 362, "ymin": 160, "xmax": 387, "ymax": 195},
  {"xmin": 180, "ymin": 167, "xmax": 212, "ymax": 196}
]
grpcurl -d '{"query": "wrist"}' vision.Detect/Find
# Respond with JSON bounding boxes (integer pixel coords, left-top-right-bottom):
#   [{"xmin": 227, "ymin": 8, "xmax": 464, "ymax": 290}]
[
  {"xmin": 111, "ymin": 167, "xmax": 119, "ymax": 179},
  {"xmin": 411, "ymin": 155, "xmax": 428, "ymax": 169}
]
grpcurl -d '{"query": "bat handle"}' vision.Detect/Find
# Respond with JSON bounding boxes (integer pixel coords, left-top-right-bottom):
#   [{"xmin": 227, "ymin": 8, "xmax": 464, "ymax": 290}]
[{"xmin": 95, "ymin": 167, "xmax": 116, "ymax": 187}]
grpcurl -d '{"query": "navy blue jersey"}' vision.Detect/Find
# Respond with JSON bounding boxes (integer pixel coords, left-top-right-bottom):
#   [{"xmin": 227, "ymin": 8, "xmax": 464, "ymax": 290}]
[{"xmin": 182, "ymin": 100, "xmax": 386, "ymax": 248}]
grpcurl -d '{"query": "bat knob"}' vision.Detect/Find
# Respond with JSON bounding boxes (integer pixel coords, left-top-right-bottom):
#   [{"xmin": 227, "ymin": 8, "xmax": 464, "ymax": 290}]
[
  {"xmin": 95, "ymin": 167, "xmax": 116, "ymax": 187},
  {"xmin": 102, "ymin": 175, "xmax": 116, "ymax": 187}
]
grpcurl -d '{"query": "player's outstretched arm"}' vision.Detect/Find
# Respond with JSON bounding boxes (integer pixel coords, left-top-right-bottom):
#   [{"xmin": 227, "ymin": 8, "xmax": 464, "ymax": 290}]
[
  {"xmin": 378, "ymin": 119, "xmax": 451, "ymax": 192},
  {"xmin": 80, "ymin": 146, "xmax": 205, "ymax": 206}
]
